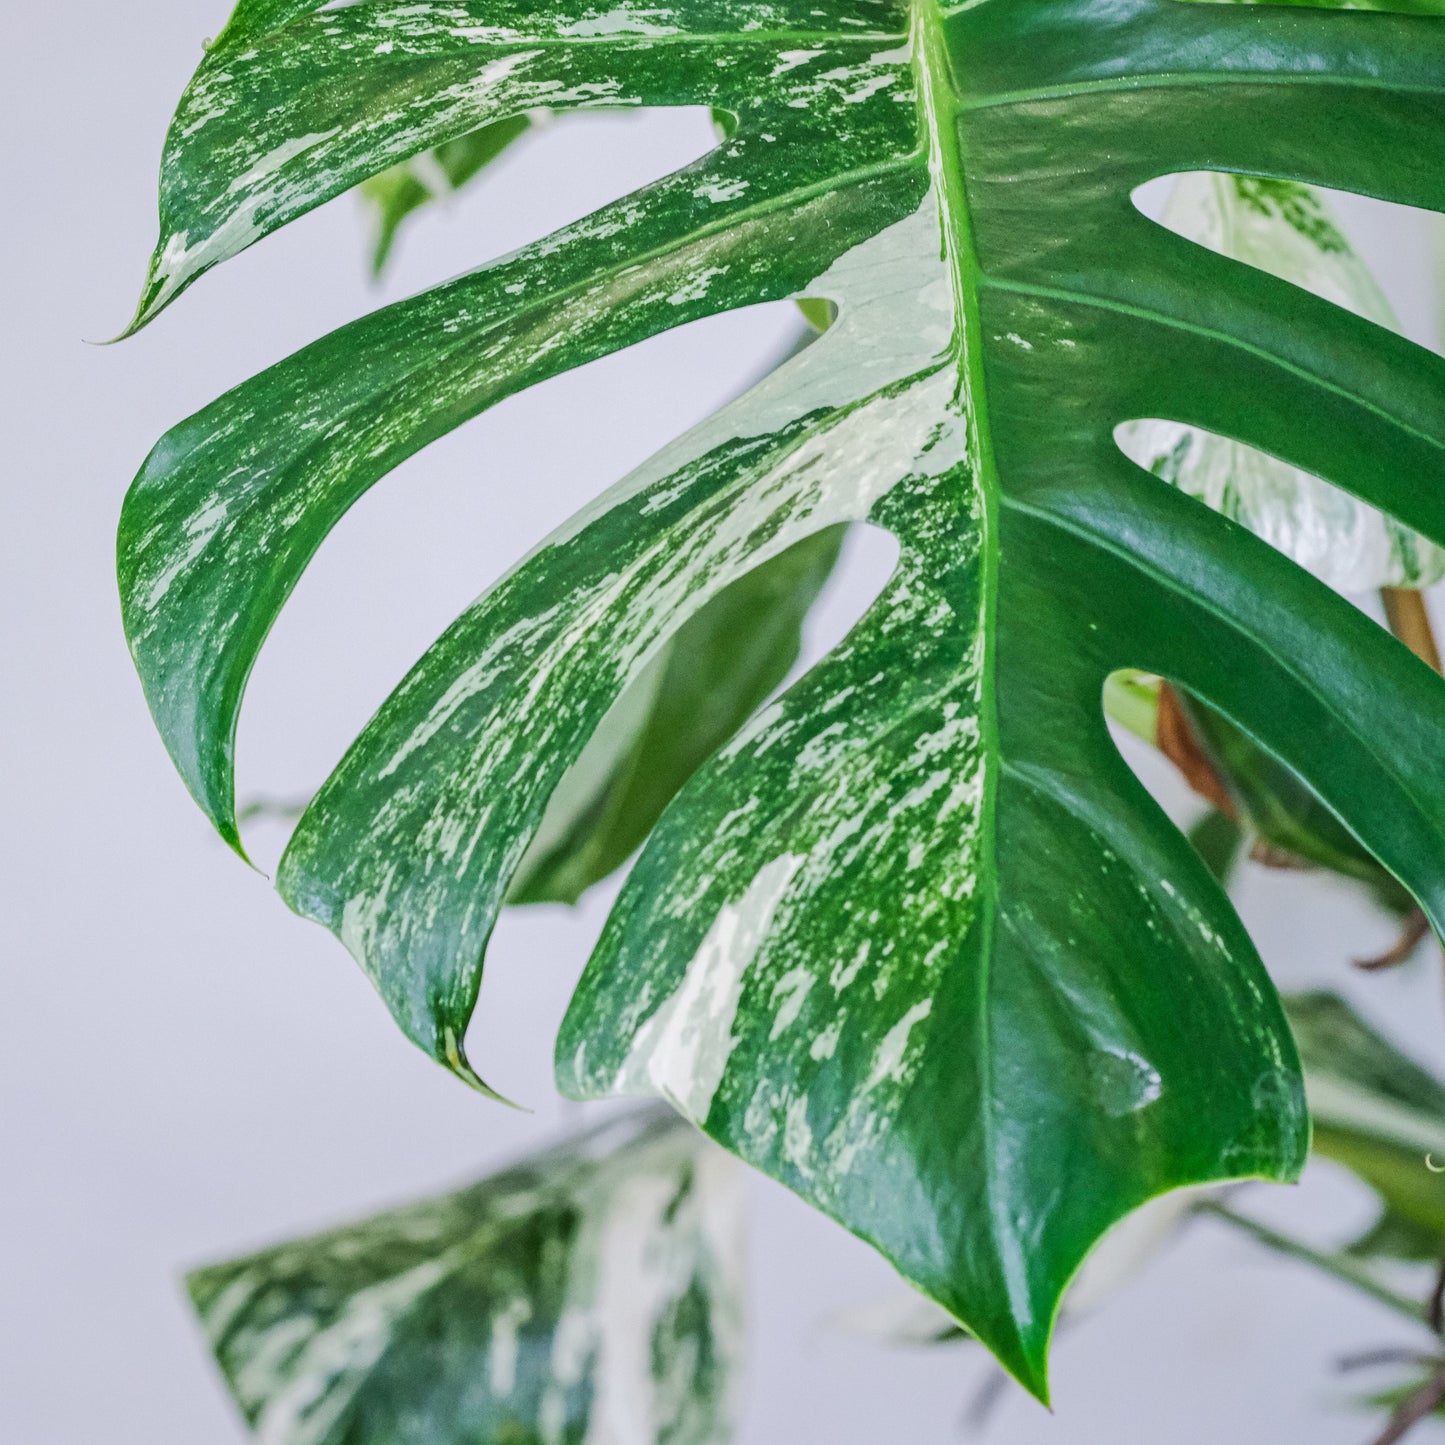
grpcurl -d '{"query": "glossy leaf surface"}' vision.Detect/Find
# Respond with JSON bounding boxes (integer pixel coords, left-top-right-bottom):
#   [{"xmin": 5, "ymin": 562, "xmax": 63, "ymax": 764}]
[
  {"xmin": 120, "ymin": 0, "xmax": 1445, "ymax": 1393},
  {"xmin": 186, "ymin": 1108, "xmax": 744, "ymax": 1445}
]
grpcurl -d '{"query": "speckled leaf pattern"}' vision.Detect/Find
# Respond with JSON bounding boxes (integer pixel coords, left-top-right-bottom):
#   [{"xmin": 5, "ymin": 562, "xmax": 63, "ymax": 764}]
[
  {"xmin": 186, "ymin": 1107, "xmax": 744, "ymax": 1445},
  {"xmin": 1119, "ymin": 172, "xmax": 1445, "ymax": 591},
  {"xmin": 120, "ymin": 0, "xmax": 1445, "ymax": 1396}
]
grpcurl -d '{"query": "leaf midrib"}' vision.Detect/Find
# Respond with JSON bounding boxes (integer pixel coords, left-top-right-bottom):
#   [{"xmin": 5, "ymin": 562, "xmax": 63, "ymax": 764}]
[{"xmin": 914, "ymin": 0, "xmax": 1021, "ymax": 1344}]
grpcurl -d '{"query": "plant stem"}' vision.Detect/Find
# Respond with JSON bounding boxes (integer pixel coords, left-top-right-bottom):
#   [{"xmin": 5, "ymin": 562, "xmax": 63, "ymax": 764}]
[
  {"xmin": 1381, "ymin": 588, "xmax": 1443, "ymax": 674},
  {"xmin": 1355, "ymin": 909, "xmax": 1432, "ymax": 973},
  {"xmin": 1428, "ymin": 1256, "xmax": 1445, "ymax": 1336},
  {"xmin": 1155, "ymin": 683, "xmax": 1237, "ymax": 818},
  {"xmin": 1338, "ymin": 1347, "xmax": 1440, "ymax": 1373},
  {"xmin": 1368, "ymin": 1360, "xmax": 1445, "ymax": 1445},
  {"xmin": 1195, "ymin": 1199, "xmax": 1426, "ymax": 1328}
]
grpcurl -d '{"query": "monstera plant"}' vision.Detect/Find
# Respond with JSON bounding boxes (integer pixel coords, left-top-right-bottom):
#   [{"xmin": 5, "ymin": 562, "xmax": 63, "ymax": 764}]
[{"xmin": 116, "ymin": 0, "xmax": 1445, "ymax": 1437}]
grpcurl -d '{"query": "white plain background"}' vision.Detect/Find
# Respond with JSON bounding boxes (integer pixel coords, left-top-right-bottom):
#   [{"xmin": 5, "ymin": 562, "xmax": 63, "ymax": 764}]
[{"xmin": 6, "ymin": 3, "xmax": 1445, "ymax": 1441}]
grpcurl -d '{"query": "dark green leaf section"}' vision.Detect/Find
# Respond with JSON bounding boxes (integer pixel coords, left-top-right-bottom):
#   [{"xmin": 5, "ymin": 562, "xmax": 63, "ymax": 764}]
[
  {"xmin": 1119, "ymin": 170, "xmax": 1445, "ymax": 591},
  {"xmin": 120, "ymin": 0, "xmax": 1445, "ymax": 1399},
  {"xmin": 186, "ymin": 1107, "xmax": 744, "ymax": 1445},
  {"xmin": 361, "ymin": 117, "xmax": 532, "ymax": 276},
  {"xmin": 1186, "ymin": 807, "xmax": 1246, "ymax": 888},
  {"xmin": 513, "ymin": 524, "xmax": 847, "ymax": 905},
  {"xmin": 1286, "ymin": 992, "xmax": 1445, "ymax": 1260}
]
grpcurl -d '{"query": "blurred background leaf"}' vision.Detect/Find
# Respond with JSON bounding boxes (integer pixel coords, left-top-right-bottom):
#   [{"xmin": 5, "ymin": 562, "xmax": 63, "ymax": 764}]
[
  {"xmin": 510, "ymin": 524, "xmax": 845, "ymax": 905},
  {"xmin": 187, "ymin": 1106, "xmax": 744, "ymax": 1445},
  {"xmin": 1287, "ymin": 992, "xmax": 1445, "ymax": 1262},
  {"xmin": 359, "ymin": 116, "xmax": 535, "ymax": 276}
]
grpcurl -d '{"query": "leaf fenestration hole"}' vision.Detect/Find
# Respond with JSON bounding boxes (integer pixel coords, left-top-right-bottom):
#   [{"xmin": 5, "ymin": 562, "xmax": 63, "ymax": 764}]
[
  {"xmin": 473, "ymin": 523, "xmax": 899, "ymax": 1097},
  {"xmin": 1113, "ymin": 416, "xmax": 1445, "ymax": 594},
  {"xmin": 512, "ymin": 521, "xmax": 901, "ymax": 907},
  {"xmin": 795, "ymin": 522, "xmax": 902, "ymax": 675},
  {"xmin": 1121, "ymin": 172, "xmax": 1445, "ymax": 588},
  {"xmin": 369, "ymin": 107, "xmax": 725, "ymax": 295},
  {"xmin": 234, "ymin": 296, "xmax": 809, "ymax": 873},
  {"xmin": 1130, "ymin": 170, "xmax": 1442, "ymax": 352}
]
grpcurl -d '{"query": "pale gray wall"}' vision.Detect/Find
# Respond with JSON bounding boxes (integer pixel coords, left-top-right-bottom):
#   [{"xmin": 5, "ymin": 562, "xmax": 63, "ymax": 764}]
[{"xmin": 5, "ymin": 3, "xmax": 1445, "ymax": 1441}]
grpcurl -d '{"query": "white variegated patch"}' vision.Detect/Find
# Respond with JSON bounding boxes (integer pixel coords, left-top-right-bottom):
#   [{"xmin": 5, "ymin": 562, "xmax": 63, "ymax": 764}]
[
  {"xmin": 614, "ymin": 852, "xmax": 806, "ymax": 1120},
  {"xmin": 131, "ymin": 0, "xmax": 909, "ymax": 329}
]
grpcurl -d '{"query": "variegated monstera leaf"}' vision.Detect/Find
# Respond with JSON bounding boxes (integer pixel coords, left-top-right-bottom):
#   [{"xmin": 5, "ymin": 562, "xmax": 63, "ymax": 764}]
[
  {"xmin": 119, "ymin": 0, "xmax": 1445, "ymax": 1394},
  {"xmin": 187, "ymin": 1108, "xmax": 743, "ymax": 1445}
]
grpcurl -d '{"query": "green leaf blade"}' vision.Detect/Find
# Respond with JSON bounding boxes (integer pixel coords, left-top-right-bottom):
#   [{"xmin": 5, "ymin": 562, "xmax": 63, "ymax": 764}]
[
  {"xmin": 1121, "ymin": 172, "xmax": 1445, "ymax": 591},
  {"xmin": 119, "ymin": 152, "xmax": 918, "ymax": 843}
]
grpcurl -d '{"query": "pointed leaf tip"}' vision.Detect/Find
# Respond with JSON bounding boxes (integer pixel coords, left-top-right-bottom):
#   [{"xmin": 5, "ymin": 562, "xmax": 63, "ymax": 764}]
[{"xmin": 442, "ymin": 1028, "xmax": 525, "ymax": 1111}]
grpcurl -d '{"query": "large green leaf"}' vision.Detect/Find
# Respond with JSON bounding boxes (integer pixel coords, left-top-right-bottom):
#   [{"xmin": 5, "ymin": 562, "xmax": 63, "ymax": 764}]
[
  {"xmin": 186, "ymin": 1107, "xmax": 744, "ymax": 1445},
  {"xmin": 119, "ymin": 0, "xmax": 1445, "ymax": 1395},
  {"xmin": 368, "ymin": 143, "xmax": 1437, "ymax": 908}
]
